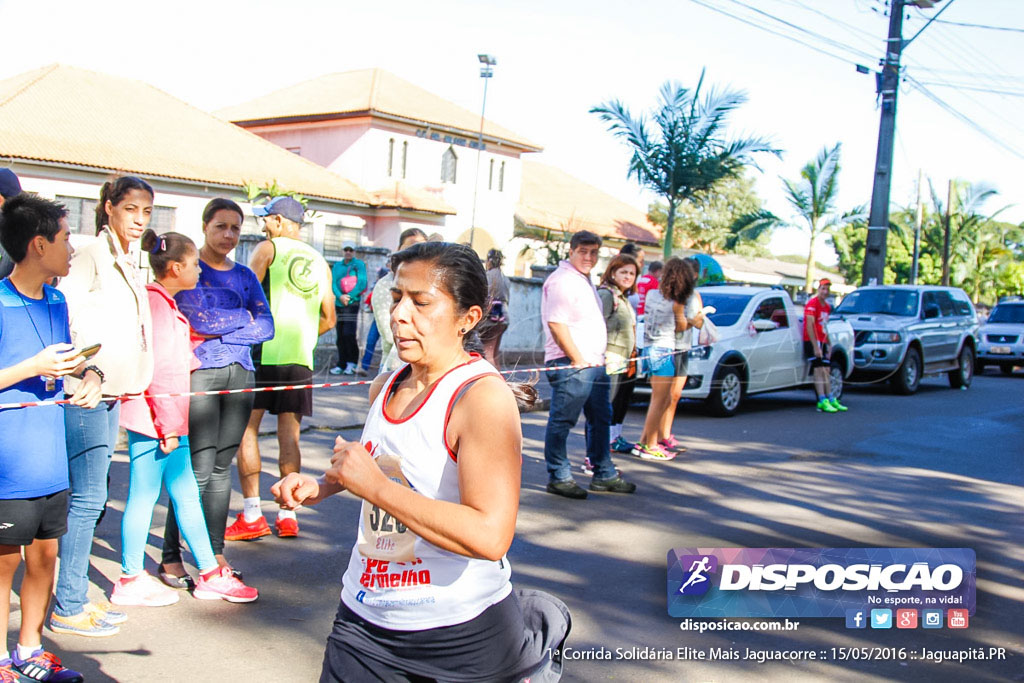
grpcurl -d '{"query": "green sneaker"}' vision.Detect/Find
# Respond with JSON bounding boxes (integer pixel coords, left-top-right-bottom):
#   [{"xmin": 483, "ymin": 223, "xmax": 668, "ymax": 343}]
[
  {"xmin": 816, "ymin": 399, "xmax": 838, "ymax": 413},
  {"xmin": 829, "ymin": 397, "xmax": 848, "ymax": 412}
]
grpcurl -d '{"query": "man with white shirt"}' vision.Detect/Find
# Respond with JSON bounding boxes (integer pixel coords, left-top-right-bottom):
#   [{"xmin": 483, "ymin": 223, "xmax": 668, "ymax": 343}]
[{"xmin": 541, "ymin": 230, "xmax": 637, "ymax": 499}]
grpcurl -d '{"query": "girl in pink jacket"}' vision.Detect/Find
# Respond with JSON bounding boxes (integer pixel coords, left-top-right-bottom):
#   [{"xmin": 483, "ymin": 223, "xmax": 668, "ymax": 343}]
[{"xmin": 114, "ymin": 229, "xmax": 257, "ymax": 607}]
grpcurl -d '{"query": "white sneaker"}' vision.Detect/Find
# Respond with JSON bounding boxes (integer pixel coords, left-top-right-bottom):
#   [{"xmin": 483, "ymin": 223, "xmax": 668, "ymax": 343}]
[
  {"xmin": 110, "ymin": 571, "xmax": 180, "ymax": 607},
  {"xmin": 342, "ymin": 363, "xmax": 356, "ymax": 375},
  {"xmin": 329, "ymin": 366, "xmax": 343, "ymax": 375}
]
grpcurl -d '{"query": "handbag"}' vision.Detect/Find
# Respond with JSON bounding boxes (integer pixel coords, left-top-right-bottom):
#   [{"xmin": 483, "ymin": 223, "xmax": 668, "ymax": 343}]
[
  {"xmin": 698, "ymin": 318, "xmax": 720, "ymax": 346},
  {"xmin": 340, "ymin": 274, "xmax": 357, "ymax": 294}
]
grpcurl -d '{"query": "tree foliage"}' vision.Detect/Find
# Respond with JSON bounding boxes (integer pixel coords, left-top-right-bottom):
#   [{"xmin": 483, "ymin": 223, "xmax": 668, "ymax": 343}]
[{"xmin": 591, "ymin": 71, "xmax": 779, "ymax": 259}]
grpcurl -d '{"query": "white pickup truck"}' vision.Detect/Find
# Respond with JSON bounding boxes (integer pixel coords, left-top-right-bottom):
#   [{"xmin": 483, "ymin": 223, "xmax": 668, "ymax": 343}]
[{"xmin": 678, "ymin": 286, "xmax": 855, "ymax": 416}]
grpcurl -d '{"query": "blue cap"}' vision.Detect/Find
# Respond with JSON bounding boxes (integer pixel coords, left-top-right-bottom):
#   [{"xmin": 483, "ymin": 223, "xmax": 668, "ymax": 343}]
[
  {"xmin": 252, "ymin": 196, "xmax": 305, "ymax": 225},
  {"xmin": 0, "ymin": 169, "xmax": 21, "ymax": 199}
]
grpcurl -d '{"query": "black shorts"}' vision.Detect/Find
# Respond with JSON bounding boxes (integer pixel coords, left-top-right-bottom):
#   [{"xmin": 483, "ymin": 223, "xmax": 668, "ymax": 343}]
[
  {"xmin": 804, "ymin": 341, "xmax": 831, "ymax": 369},
  {"xmin": 252, "ymin": 364, "xmax": 314, "ymax": 416},
  {"xmin": 0, "ymin": 489, "xmax": 69, "ymax": 546}
]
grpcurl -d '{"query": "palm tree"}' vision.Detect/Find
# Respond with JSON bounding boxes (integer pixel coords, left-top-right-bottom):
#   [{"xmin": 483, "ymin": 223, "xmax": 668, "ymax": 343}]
[
  {"xmin": 591, "ymin": 71, "xmax": 779, "ymax": 260},
  {"xmin": 781, "ymin": 143, "xmax": 854, "ymax": 292}
]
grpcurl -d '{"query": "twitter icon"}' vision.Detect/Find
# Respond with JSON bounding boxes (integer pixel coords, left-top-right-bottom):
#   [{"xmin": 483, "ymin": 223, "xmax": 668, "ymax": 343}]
[{"xmin": 870, "ymin": 609, "xmax": 892, "ymax": 629}]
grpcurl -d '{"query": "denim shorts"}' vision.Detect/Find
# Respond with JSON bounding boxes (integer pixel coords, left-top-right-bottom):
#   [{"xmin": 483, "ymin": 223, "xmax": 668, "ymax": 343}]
[{"xmin": 644, "ymin": 346, "xmax": 688, "ymax": 377}]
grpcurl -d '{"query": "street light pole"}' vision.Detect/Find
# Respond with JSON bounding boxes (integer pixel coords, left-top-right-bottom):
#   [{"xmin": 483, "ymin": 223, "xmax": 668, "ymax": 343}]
[{"xmin": 469, "ymin": 54, "xmax": 495, "ymax": 253}]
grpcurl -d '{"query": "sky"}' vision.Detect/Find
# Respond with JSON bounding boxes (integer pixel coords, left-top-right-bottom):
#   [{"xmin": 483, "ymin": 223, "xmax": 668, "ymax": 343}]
[{"xmin": 2, "ymin": 0, "xmax": 1022, "ymax": 264}]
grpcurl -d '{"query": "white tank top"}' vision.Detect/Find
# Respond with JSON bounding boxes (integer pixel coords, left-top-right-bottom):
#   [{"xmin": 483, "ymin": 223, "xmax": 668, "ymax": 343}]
[{"xmin": 340, "ymin": 356, "xmax": 514, "ymax": 630}]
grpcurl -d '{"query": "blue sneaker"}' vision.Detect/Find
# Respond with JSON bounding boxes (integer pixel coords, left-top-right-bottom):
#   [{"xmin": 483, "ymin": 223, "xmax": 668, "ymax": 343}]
[
  {"xmin": 12, "ymin": 648, "xmax": 83, "ymax": 682},
  {"xmin": 1, "ymin": 657, "xmax": 26, "ymax": 683}
]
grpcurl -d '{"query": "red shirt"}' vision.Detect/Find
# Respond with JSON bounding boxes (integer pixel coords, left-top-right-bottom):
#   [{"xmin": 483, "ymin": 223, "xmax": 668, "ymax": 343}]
[
  {"xmin": 803, "ymin": 296, "xmax": 830, "ymax": 343},
  {"xmin": 636, "ymin": 275, "xmax": 660, "ymax": 315}
]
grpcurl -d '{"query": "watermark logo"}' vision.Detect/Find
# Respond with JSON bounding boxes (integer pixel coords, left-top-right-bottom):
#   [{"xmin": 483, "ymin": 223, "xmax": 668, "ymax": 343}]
[
  {"xmin": 948, "ymin": 609, "xmax": 969, "ymax": 629},
  {"xmin": 676, "ymin": 554, "xmax": 718, "ymax": 596},
  {"xmin": 845, "ymin": 609, "xmax": 866, "ymax": 629},
  {"xmin": 870, "ymin": 609, "xmax": 892, "ymax": 629},
  {"xmin": 896, "ymin": 609, "xmax": 918, "ymax": 629},
  {"xmin": 667, "ymin": 548, "xmax": 975, "ymax": 619},
  {"xmin": 922, "ymin": 609, "xmax": 943, "ymax": 629}
]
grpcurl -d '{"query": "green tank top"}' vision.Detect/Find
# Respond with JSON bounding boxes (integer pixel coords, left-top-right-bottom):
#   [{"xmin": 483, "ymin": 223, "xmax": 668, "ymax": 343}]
[{"xmin": 261, "ymin": 237, "xmax": 330, "ymax": 369}]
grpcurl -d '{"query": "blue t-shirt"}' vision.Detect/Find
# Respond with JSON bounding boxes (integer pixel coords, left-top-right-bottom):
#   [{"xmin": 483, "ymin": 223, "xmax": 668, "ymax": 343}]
[
  {"xmin": 174, "ymin": 262, "xmax": 274, "ymax": 372},
  {"xmin": 0, "ymin": 278, "xmax": 71, "ymax": 499}
]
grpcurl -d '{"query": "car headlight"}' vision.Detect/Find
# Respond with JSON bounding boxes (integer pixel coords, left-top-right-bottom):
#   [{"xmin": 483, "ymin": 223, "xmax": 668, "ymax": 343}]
[
  {"xmin": 864, "ymin": 331, "xmax": 901, "ymax": 343},
  {"xmin": 688, "ymin": 345, "xmax": 712, "ymax": 360}
]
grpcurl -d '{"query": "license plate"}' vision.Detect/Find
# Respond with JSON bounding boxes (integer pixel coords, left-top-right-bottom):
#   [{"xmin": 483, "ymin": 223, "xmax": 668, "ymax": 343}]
[{"xmin": 990, "ymin": 346, "xmax": 1011, "ymax": 355}]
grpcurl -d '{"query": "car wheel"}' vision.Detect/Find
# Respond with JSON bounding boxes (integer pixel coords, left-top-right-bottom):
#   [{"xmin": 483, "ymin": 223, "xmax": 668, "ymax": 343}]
[
  {"xmin": 707, "ymin": 365, "xmax": 743, "ymax": 417},
  {"xmin": 828, "ymin": 361, "xmax": 845, "ymax": 400},
  {"xmin": 948, "ymin": 346, "xmax": 974, "ymax": 389},
  {"xmin": 891, "ymin": 347, "xmax": 922, "ymax": 395},
  {"xmin": 1001, "ymin": 363, "xmax": 1016, "ymax": 376}
]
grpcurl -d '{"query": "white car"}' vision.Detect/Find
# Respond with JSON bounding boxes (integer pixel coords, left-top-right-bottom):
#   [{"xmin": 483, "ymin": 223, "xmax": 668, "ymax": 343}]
[
  {"xmin": 976, "ymin": 300, "xmax": 1024, "ymax": 375},
  {"xmin": 677, "ymin": 286, "xmax": 855, "ymax": 416}
]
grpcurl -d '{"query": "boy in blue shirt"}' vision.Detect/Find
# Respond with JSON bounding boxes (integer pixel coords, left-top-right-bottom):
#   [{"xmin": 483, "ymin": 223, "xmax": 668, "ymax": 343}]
[{"xmin": 0, "ymin": 194, "xmax": 102, "ymax": 682}]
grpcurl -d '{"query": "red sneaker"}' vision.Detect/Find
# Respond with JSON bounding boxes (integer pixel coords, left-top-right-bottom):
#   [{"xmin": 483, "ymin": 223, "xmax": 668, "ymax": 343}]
[
  {"xmin": 275, "ymin": 516, "xmax": 299, "ymax": 538},
  {"xmin": 224, "ymin": 513, "xmax": 271, "ymax": 541},
  {"xmin": 194, "ymin": 566, "xmax": 259, "ymax": 603}
]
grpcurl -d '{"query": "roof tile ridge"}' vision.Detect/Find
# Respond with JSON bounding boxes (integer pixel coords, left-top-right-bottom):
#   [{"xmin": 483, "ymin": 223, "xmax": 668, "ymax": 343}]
[
  {"xmin": 368, "ymin": 68, "xmax": 381, "ymax": 111},
  {"xmin": 0, "ymin": 63, "xmax": 60, "ymax": 109}
]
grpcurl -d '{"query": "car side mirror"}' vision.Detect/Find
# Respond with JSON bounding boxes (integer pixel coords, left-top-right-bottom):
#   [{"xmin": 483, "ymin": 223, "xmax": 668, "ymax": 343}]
[
  {"xmin": 923, "ymin": 303, "xmax": 940, "ymax": 319},
  {"xmin": 751, "ymin": 319, "xmax": 778, "ymax": 332}
]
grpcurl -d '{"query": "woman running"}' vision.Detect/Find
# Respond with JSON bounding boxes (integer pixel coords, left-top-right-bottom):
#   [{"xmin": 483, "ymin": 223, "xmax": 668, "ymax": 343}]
[
  {"xmin": 159, "ymin": 199, "xmax": 274, "ymax": 589},
  {"xmin": 273, "ymin": 242, "xmax": 569, "ymax": 682},
  {"xmin": 52, "ymin": 176, "xmax": 156, "ymax": 636},
  {"xmin": 632, "ymin": 257, "xmax": 704, "ymax": 460},
  {"xmin": 115, "ymin": 230, "xmax": 257, "ymax": 607}
]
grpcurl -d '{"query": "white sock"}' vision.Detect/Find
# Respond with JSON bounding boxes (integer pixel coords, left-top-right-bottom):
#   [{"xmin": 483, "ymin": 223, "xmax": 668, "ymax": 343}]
[
  {"xmin": 277, "ymin": 508, "xmax": 297, "ymax": 521},
  {"xmin": 1, "ymin": 650, "xmax": 9, "ymax": 662},
  {"xmin": 17, "ymin": 644, "xmax": 41, "ymax": 660},
  {"xmin": 609, "ymin": 424, "xmax": 622, "ymax": 442},
  {"xmin": 242, "ymin": 497, "xmax": 262, "ymax": 523}
]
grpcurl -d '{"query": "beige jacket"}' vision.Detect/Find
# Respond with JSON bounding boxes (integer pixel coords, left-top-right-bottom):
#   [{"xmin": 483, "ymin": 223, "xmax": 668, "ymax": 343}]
[{"xmin": 59, "ymin": 229, "xmax": 154, "ymax": 397}]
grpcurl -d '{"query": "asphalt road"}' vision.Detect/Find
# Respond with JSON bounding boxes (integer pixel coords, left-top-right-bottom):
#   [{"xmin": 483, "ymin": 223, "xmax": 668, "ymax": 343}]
[{"xmin": 11, "ymin": 368, "xmax": 1023, "ymax": 682}]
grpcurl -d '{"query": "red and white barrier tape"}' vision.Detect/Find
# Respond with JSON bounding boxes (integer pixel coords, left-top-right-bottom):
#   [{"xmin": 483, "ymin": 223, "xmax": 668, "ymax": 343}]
[{"xmin": 0, "ymin": 359, "xmax": 629, "ymax": 410}]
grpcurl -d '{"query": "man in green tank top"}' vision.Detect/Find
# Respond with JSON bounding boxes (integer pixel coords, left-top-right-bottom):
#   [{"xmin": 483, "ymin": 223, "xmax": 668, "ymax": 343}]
[{"xmin": 227, "ymin": 197, "xmax": 335, "ymax": 541}]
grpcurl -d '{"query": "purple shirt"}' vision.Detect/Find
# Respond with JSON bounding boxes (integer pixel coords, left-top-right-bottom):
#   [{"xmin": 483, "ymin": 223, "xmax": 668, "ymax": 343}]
[{"xmin": 174, "ymin": 262, "xmax": 274, "ymax": 372}]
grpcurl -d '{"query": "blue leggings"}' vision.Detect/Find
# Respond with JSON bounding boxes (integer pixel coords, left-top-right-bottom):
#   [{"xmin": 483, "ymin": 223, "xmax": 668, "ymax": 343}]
[{"xmin": 123, "ymin": 432, "xmax": 215, "ymax": 576}]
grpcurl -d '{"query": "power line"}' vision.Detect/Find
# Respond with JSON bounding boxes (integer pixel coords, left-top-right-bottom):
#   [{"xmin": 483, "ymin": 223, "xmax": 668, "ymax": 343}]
[
  {"xmin": 933, "ymin": 19, "xmax": 1024, "ymax": 34},
  {"xmin": 722, "ymin": 0, "xmax": 877, "ymax": 62},
  {"xmin": 915, "ymin": 82, "xmax": 1024, "ymax": 98}
]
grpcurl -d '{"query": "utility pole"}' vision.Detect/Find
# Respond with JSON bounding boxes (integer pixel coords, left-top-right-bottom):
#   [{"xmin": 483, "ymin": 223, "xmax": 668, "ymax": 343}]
[
  {"xmin": 469, "ymin": 54, "xmax": 496, "ymax": 254},
  {"xmin": 942, "ymin": 178, "xmax": 954, "ymax": 286},
  {"xmin": 911, "ymin": 168, "xmax": 923, "ymax": 284},
  {"xmin": 862, "ymin": 0, "xmax": 905, "ymax": 286}
]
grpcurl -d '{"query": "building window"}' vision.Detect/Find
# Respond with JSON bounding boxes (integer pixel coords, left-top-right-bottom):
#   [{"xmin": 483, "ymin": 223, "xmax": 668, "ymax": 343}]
[
  {"xmin": 499, "ymin": 161, "xmax": 505, "ymax": 192},
  {"xmin": 441, "ymin": 146, "xmax": 458, "ymax": 184},
  {"xmin": 387, "ymin": 138, "xmax": 395, "ymax": 177},
  {"xmin": 56, "ymin": 195, "xmax": 98, "ymax": 234},
  {"xmin": 323, "ymin": 224, "xmax": 362, "ymax": 258},
  {"xmin": 488, "ymin": 159, "xmax": 494, "ymax": 190},
  {"xmin": 149, "ymin": 206, "xmax": 177, "ymax": 235},
  {"xmin": 401, "ymin": 141, "xmax": 408, "ymax": 179}
]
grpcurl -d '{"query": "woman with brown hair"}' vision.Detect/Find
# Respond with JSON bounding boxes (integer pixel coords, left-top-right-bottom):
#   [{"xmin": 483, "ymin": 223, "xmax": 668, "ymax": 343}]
[
  {"xmin": 632, "ymin": 257, "xmax": 704, "ymax": 461},
  {"xmin": 477, "ymin": 248, "xmax": 511, "ymax": 369}
]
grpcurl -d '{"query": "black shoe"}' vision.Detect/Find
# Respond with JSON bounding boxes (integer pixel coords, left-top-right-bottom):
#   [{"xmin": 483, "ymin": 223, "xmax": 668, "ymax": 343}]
[
  {"xmin": 589, "ymin": 475, "xmax": 637, "ymax": 494},
  {"xmin": 546, "ymin": 479, "xmax": 588, "ymax": 499}
]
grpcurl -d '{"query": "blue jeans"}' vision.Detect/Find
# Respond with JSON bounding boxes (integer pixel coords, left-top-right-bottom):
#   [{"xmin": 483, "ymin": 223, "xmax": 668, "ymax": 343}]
[
  {"xmin": 360, "ymin": 320, "xmax": 380, "ymax": 370},
  {"xmin": 55, "ymin": 401, "xmax": 121, "ymax": 617},
  {"xmin": 543, "ymin": 359, "xmax": 616, "ymax": 482}
]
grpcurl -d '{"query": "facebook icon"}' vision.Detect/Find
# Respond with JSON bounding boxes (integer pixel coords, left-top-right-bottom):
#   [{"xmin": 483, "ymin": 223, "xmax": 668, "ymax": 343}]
[{"xmin": 845, "ymin": 609, "xmax": 867, "ymax": 629}]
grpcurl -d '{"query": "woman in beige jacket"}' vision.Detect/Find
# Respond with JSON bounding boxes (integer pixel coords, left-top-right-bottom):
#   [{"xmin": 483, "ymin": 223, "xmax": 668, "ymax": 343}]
[{"xmin": 50, "ymin": 176, "xmax": 155, "ymax": 637}]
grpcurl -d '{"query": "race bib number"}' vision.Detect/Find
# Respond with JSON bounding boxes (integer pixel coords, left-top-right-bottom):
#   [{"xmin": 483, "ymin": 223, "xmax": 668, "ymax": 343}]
[{"xmin": 358, "ymin": 452, "xmax": 416, "ymax": 562}]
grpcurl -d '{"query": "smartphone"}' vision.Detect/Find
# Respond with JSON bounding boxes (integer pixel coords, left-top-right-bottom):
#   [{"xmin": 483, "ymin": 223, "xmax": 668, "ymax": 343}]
[{"xmin": 78, "ymin": 343, "xmax": 102, "ymax": 360}]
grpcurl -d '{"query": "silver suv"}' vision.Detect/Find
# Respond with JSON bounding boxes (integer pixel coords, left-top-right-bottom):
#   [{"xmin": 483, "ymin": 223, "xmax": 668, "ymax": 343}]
[{"xmin": 835, "ymin": 285, "xmax": 978, "ymax": 394}]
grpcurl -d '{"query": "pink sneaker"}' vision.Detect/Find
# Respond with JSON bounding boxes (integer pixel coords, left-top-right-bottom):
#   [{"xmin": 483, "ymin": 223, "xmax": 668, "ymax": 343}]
[
  {"xmin": 110, "ymin": 571, "xmax": 180, "ymax": 607},
  {"xmin": 658, "ymin": 435, "xmax": 687, "ymax": 453},
  {"xmin": 194, "ymin": 566, "xmax": 259, "ymax": 603}
]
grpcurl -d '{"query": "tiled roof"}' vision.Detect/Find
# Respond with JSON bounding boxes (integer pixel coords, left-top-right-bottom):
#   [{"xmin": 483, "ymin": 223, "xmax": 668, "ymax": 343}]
[
  {"xmin": 516, "ymin": 161, "xmax": 663, "ymax": 245},
  {"xmin": 0, "ymin": 64, "xmax": 373, "ymax": 206},
  {"xmin": 216, "ymin": 69, "xmax": 542, "ymax": 153},
  {"xmin": 369, "ymin": 181, "xmax": 456, "ymax": 215}
]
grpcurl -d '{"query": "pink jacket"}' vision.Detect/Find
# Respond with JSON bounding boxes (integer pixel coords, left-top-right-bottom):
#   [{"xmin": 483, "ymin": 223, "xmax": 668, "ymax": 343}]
[{"xmin": 119, "ymin": 283, "xmax": 201, "ymax": 440}]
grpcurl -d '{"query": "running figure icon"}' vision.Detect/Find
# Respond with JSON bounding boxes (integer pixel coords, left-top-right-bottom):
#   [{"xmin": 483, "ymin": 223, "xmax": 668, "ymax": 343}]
[{"xmin": 678, "ymin": 556, "xmax": 712, "ymax": 594}]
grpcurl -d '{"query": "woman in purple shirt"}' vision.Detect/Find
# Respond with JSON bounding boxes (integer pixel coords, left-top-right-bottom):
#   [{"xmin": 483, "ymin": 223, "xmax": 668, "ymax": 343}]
[{"xmin": 159, "ymin": 198, "xmax": 273, "ymax": 588}]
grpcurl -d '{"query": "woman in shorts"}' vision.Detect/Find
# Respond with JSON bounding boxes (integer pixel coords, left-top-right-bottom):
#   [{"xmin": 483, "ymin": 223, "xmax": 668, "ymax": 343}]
[
  {"xmin": 632, "ymin": 257, "xmax": 703, "ymax": 461},
  {"xmin": 273, "ymin": 242, "xmax": 569, "ymax": 682}
]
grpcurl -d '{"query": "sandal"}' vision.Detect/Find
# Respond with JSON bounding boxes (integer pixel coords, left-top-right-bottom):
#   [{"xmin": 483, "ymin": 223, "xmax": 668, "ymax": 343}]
[{"xmin": 158, "ymin": 565, "xmax": 196, "ymax": 591}]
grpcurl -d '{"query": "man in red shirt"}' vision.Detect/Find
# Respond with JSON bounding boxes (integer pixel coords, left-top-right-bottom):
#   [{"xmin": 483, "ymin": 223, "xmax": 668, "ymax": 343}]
[
  {"xmin": 804, "ymin": 278, "xmax": 847, "ymax": 413},
  {"xmin": 635, "ymin": 261, "xmax": 662, "ymax": 316}
]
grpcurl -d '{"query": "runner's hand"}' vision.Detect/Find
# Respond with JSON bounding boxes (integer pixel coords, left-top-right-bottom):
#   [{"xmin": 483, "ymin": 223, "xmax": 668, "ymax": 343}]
[
  {"xmin": 328, "ymin": 437, "xmax": 386, "ymax": 501},
  {"xmin": 159, "ymin": 435, "xmax": 179, "ymax": 454},
  {"xmin": 68, "ymin": 370, "xmax": 102, "ymax": 409},
  {"xmin": 272, "ymin": 473, "xmax": 322, "ymax": 509},
  {"xmin": 32, "ymin": 343, "xmax": 83, "ymax": 378}
]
